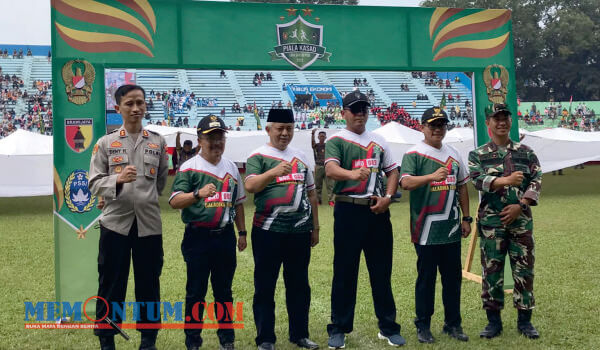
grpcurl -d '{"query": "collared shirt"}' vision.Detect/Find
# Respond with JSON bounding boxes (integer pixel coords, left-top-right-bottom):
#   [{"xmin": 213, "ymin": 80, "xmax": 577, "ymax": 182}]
[
  {"xmin": 468, "ymin": 140, "xmax": 542, "ymax": 227},
  {"xmin": 324, "ymin": 129, "xmax": 397, "ymax": 198},
  {"xmin": 89, "ymin": 125, "xmax": 169, "ymax": 236},
  {"xmin": 401, "ymin": 141, "xmax": 469, "ymax": 245},
  {"xmin": 246, "ymin": 145, "xmax": 315, "ymax": 233},
  {"xmin": 170, "ymin": 155, "xmax": 246, "ymax": 227},
  {"xmin": 313, "ymin": 142, "xmax": 326, "ymax": 166}
]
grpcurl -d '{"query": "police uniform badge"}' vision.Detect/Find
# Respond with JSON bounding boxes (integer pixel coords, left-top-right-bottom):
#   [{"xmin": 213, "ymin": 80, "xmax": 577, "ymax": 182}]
[
  {"xmin": 62, "ymin": 60, "xmax": 95, "ymax": 105},
  {"xmin": 64, "ymin": 169, "xmax": 96, "ymax": 213}
]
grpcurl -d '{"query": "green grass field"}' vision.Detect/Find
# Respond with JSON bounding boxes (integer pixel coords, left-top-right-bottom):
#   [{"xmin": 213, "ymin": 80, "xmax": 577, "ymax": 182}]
[{"xmin": 1, "ymin": 166, "xmax": 599, "ymax": 349}]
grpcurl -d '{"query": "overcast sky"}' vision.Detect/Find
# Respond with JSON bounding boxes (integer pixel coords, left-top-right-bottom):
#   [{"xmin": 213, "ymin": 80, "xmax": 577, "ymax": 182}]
[{"xmin": 0, "ymin": 0, "xmax": 422, "ymax": 45}]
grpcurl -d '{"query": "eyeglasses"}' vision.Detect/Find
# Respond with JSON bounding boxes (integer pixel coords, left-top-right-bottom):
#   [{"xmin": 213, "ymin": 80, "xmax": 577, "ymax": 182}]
[
  {"xmin": 345, "ymin": 105, "xmax": 369, "ymax": 115},
  {"xmin": 425, "ymin": 123, "xmax": 448, "ymax": 130}
]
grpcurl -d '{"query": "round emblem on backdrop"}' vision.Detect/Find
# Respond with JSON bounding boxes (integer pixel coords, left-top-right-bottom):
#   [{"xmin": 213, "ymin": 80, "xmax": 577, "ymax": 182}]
[{"xmin": 64, "ymin": 170, "xmax": 96, "ymax": 213}]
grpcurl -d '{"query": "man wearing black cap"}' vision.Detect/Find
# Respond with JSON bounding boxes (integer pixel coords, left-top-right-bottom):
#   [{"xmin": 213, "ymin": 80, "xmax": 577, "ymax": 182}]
[
  {"xmin": 325, "ymin": 91, "xmax": 404, "ymax": 348},
  {"xmin": 245, "ymin": 109, "xmax": 320, "ymax": 350},
  {"xmin": 169, "ymin": 115, "xmax": 248, "ymax": 350},
  {"xmin": 468, "ymin": 104, "xmax": 542, "ymax": 340},
  {"xmin": 400, "ymin": 107, "xmax": 471, "ymax": 343}
]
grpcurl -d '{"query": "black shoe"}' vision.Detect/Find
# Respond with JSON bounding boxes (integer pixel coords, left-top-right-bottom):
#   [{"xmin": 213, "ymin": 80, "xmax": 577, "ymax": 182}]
[
  {"xmin": 294, "ymin": 338, "xmax": 319, "ymax": 349},
  {"xmin": 186, "ymin": 346, "xmax": 199, "ymax": 350},
  {"xmin": 220, "ymin": 343, "xmax": 236, "ymax": 350},
  {"xmin": 442, "ymin": 325, "xmax": 469, "ymax": 342},
  {"xmin": 417, "ymin": 328, "xmax": 435, "ymax": 344},
  {"xmin": 517, "ymin": 310, "xmax": 540, "ymax": 339},
  {"xmin": 99, "ymin": 336, "xmax": 115, "ymax": 350},
  {"xmin": 258, "ymin": 343, "xmax": 275, "ymax": 350},
  {"xmin": 480, "ymin": 310, "xmax": 503, "ymax": 339}
]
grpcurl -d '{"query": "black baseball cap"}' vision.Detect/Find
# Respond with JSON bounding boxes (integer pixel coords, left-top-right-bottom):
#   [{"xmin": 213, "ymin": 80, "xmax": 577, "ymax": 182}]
[
  {"xmin": 343, "ymin": 90, "xmax": 371, "ymax": 108},
  {"xmin": 421, "ymin": 107, "xmax": 449, "ymax": 124},
  {"xmin": 197, "ymin": 115, "xmax": 227, "ymax": 135},
  {"xmin": 487, "ymin": 104, "xmax": 512, "ymax": 119}
]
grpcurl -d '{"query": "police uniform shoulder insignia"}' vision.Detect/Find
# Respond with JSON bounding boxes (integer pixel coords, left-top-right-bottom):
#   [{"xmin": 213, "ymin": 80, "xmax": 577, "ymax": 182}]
[
  {"xmin": 110, "ymin": 141, "xmax": 123, "ymax": 148},
  {"xmin": 108, "ymin": 128, "xmax": 119, "ymax": 134},
  {"xmin": 119, "ymin": 130, "xmax": 126, "ymax": 137},
  {"xmin": 143, "ymin": 130, "xmax": 149, "ymax": 138},
  {"xmin": 92, "ymin": 144, "xmax": 99, "ymax": 155}
]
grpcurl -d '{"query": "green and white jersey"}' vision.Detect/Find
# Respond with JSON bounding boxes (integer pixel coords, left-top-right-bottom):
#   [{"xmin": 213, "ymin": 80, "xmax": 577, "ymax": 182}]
[
  {"xmin": 246, "ymin": 145, "xmax": 315, "ymax": 233},
  {"xmin": 325, "ymin": 129, "xmax": 397, "ymax": 198},
  {"xmin": 169, "ymin": 155, "xmax": 246, "ymax": 228},
  {"xmin": 400, "ymin": 141, "xmax": 469, "ymax": 245}
]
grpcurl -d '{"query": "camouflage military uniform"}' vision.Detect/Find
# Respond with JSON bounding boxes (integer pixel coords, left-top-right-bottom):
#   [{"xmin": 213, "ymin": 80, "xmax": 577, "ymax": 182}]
[{"xmin": 468, "ymin": 140, "xmax": 542, "ymax": 311}]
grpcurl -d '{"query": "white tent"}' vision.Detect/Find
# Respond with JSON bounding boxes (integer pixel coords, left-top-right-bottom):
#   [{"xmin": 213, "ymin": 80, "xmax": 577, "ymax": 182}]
[
  {"xmin": 0, "ymin": 129, "xmax": 53, "ymax": 197},
  {"xmin": 521, "ymin": 129, "xmax": 600, "ymax": 172},
  {"xmin": 2, "ymin": 125, "xmax": 599, "ymax": 197}
]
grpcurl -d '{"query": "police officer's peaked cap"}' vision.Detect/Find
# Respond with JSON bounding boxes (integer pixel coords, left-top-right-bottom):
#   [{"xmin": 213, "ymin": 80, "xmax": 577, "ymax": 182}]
[
  {"xmin": 342, "ymin": 90, "xmax": 371, "ymax": 108},
  {"xmin": 267, "ymin": 109, "xmax": 294, "ymax": 123},
  {"xmin": 421, "ymin": 107, "xmax": 449, "ymax": 124},
  {"xmin": 197, "ymin": 115, "xmax": 227, "ymax": 135}
]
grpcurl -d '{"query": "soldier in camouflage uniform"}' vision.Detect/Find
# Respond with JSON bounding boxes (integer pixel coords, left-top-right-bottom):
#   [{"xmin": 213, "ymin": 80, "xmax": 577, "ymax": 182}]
[{"xmin": 468, "ymin": 104, "xmax": 542, "ymax": 339}]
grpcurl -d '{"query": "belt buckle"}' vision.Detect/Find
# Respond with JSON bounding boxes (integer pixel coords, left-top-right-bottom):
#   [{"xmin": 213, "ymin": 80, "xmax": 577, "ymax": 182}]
[{"xmin": 368, "ymin": 198, "xmax": 376, "ymax": 206}]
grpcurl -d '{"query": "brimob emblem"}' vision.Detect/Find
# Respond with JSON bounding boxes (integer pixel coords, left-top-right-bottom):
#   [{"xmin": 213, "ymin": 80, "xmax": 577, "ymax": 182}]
[
  {"xmin": 62, "ymin": 60, "xmax": 95, "ymax": 105},
  {"xmin": 64, "ymin": 170, "xmax": 96, "ymax": 213}
]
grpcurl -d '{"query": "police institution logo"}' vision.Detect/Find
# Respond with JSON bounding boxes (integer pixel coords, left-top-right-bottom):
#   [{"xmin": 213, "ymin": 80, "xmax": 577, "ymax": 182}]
[
  {"xmin": 64, "ymin": 170, "xmax": 96, "ymax": 213},
  {"xmin": 62, "ymin": 60, "xmax": 95, "ymax": 105},
  {"xmin": 269, "ymin": 7, "xmax": 332, "ymax": 70},
  {"xmin": 65, "ymin": 118, "xmax": 93, "ymax": 153}
]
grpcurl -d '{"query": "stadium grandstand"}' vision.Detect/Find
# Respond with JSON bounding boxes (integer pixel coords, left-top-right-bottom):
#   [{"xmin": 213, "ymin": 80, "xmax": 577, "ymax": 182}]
[{"xmin": 5, "ymin": 50, "xmax": 597, "ymax": 139}]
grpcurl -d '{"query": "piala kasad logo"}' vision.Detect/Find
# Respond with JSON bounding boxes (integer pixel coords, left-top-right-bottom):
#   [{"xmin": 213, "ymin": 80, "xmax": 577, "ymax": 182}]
[{"xmin": 269, "ymin": 7, "xmax": 332, "ymax": 70}]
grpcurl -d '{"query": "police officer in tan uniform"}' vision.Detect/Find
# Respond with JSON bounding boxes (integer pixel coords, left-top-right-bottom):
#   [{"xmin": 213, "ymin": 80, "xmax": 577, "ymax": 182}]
[{"xmin": 89, "ymin": 84, "xmax": 169, "ymax": 350}]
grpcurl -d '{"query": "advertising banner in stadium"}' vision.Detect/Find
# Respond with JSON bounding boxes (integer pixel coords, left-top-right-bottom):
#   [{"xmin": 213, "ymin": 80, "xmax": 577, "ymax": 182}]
[
  {"xmin": 51, "ymin": 0, "xmax": 519, "ymax": 307},
  {"xmin": 287, "ymin": 84, "xmax": 341, "ymax": 105}
]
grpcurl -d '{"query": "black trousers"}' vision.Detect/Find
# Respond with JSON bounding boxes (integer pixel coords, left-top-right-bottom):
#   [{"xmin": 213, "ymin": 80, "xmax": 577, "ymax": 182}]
[
  {"xmin": 252, "ymin": 226, "xmax": 311, "ymax": 345},
  {"xmin": 327, "ymin": 202, "xmax": 400, "ymax": 337},
  {"xmin": 95, "ymin": 218, "xmax": 163, "ymax": 337},
  {"xmin": 414, "ymin": 241, "xmax": 462, "ymax": 330},
  {"xmin": 181, "ymin": 225, "xmax": 237, "ymax": 347}
]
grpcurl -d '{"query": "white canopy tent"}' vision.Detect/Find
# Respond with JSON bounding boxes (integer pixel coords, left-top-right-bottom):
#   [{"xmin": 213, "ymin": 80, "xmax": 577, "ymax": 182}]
[
  {"xmin": 0, "ymin": 129, "xmax": 53, "ymax": 197},
  {"xmin": 2, "ymin": 125, "xmax": 599, "ymax": 197}
]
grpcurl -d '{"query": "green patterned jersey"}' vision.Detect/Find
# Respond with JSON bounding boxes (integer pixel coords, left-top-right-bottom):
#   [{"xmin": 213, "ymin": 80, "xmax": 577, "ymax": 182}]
[
  {"xmin": 468, "ymin": 140, "xmax": 542, "ymax": 228},
  {"xmin": 169, "ymin": 155, "xmax": 246, "ymax": 227},
  {"xmin": 246, "ymin": 145, "xmax": 315, "ymax": 233},
  {"xmin": 401, "ymin": 142, "xmax": 469, "ymax": 245},
  {"xmin": 324, "ymin": 129, "xmax": 397, "ymax": 198}
]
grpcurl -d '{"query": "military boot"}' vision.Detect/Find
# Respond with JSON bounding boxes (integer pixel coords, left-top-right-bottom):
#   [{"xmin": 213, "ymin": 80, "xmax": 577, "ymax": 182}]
[
  {"xmin": 517, "ymin": 310, "xmax": 540, "ymax": 339},
  {"xmin": 480, "ymin": 310, "xmax": 502, "ymax": 339}
]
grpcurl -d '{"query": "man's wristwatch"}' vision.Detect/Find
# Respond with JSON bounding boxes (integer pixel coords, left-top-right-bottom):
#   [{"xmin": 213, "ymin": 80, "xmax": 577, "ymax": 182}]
[
  {"xmin": 385, "ymin": 194, "xmax": 392, "ymax": 200},
  {"xmin": 193, "ymin": 189, "xmax": 201, "ymax": 201},
  {"xmin": 462, "ymin": 216, "xmax": 473, "ymax": 223},
  {"xmin": 238, "ymin": 230, "xmax": 247, "ymax": 237},
  {"xmin": 520, "ymin": 202, "xmax": 530, "ymax": 212}
]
